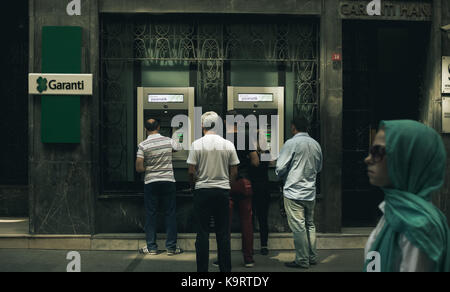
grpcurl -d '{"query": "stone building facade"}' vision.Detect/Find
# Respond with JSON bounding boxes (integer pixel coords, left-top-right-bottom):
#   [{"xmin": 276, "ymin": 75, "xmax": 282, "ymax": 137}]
[{"xmin": 0, "ymin": 0, "xmax": 449, "ymax": 235}]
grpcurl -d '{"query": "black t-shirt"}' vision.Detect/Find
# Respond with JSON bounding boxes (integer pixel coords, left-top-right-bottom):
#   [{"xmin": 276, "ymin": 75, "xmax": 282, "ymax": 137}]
[
  {"xmin": 228, "ymin": 131, "xmax": 256, "ymax": 180},
  {"xmin": 249, "ymin": 151, "xmax": 269, "ymax": 182}
]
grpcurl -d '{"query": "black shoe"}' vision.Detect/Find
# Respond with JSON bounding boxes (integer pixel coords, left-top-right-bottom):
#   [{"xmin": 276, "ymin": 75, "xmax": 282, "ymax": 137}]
[
  {"xmin": 260, "ymin": 247, "xmax": 269, "ymax": 255},
  {"xmin": 284, "ymin": 261, "xmax": 309, "ymax": 269},
  {"xmin": 212, "ymin": 260, "xmax": 219, "ymax": 267}
]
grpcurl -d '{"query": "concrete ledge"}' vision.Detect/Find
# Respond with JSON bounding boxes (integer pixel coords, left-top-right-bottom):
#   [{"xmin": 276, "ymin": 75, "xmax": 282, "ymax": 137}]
[
  {"xmin": 0, "ymin": 232, "xmax": 370, "ymax": 251},
  {"xmin": 29, "ymin": 237, "xmax": 92, "ymax": 250},
  {"xmin": 0, "ymin": 238, "xmax": 29, "ymax": 249},
  {"xmin": 92, "ymin": 239, "xmax": 139, "ymax": 251}
]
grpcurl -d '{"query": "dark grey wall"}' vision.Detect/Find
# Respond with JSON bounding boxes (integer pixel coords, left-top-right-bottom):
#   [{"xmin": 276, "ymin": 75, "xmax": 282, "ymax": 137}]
[
  {"xmin": 320, "ymin": 0, "xmax": 343, "ymax": 232},
  {"xmin": 95, "ymin": 195, "xmax": 297, "ymax": 234},
  {"xmin": 99, "ymin": 0, "xmax": 322, "ymax": 14},
  {"xmin": 0, "ymin": 187, "xmax": 28, "ymax": 217},
  {"xmin": 439, "ymin": 0, "xmax": 450, "ymax": 223},
  {"xmin": 420, "ymin": 0, "xmax": 450, "ymax": 224},
  {"xmin": 28, "ymin": 0, "xmax": 99, "ymax": 234}
]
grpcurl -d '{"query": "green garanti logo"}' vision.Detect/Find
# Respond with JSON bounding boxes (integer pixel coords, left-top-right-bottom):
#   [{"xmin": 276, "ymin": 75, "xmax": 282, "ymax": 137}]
[{"xmin": 37, "ymin": 77, "xmax": 48, "ymax": 93}]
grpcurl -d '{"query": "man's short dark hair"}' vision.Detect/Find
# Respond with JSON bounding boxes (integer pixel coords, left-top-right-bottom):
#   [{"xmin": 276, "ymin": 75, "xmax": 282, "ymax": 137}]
[
  {"xmin": 291, "ymin": 116, "xmax": 309, "ymax": 132},
  {"xmin": 145, "ymin": 119, "xmax": 160, "ymax": 131}
]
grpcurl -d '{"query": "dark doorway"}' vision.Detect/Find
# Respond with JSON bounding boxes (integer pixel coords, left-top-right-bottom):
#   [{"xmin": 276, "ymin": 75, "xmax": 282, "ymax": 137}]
[
  {"xmin": 0, "ymin": 2, "xmax": 29, "ymax": 185},
  {"xmin": 0, "ymin": 2, "xmax": 29, "ymax": 218},
  {"xmin": 342, "ymin": 21, "xmax": 430, "ymax": 227}
]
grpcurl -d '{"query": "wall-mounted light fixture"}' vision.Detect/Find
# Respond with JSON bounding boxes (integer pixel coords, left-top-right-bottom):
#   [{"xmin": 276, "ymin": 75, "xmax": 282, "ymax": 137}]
[{"xmin": 441, "ymin": 24, "xmax": 450, "ymax": 40}]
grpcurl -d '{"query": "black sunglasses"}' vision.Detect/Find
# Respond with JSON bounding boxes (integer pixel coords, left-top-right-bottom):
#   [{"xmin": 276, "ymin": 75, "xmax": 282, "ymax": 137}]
[{"xmin": 369, "ymin": 145, "xmax": 386, "ymax": 163}]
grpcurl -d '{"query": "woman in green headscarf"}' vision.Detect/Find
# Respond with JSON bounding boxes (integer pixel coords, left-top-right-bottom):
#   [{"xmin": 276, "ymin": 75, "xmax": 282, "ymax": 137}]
[{"xmin": 364, "ymin": 120, "xmax": 450, "ymax": 272}]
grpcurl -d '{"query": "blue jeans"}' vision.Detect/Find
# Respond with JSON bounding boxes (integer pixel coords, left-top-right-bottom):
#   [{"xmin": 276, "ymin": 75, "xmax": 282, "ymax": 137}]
[
  {"xmin": 144, "ymin": 181, "xmax": 177, "ymax": 251},
  {"xmin": 284, "ymin": 197, "xmax": 317, "ymax": 267}
]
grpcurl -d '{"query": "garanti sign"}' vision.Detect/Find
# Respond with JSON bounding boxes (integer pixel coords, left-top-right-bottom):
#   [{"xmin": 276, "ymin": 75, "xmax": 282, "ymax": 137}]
[
  {"xmin": 340, "ymin": 0, "xmax": 432, "ymax": 21},
  {"xmin": 28, "ymin": 74, "xmax": 93, "ymax": 95}
]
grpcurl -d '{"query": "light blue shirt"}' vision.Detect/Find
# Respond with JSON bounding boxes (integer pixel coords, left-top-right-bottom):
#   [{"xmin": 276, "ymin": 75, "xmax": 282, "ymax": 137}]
[{"xmin": 275, "ymin": 133, "xmax": 322, "ymax": 201}]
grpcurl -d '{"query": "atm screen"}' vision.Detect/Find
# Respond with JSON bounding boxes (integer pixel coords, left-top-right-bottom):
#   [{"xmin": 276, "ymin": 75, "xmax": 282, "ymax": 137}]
[
  {"xmin": 148, "ymin": 94, "xmax": 184, "ymax": 103},
  {"xmin": 238, "ymin": 94, "xmax": 273, "ymax": 102}
]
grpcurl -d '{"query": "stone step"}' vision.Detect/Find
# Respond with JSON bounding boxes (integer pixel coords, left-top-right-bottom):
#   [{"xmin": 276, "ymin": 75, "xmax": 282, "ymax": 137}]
[{"xmin": 0, "ymin": 231, "xmax": 370, "ymax": 251}]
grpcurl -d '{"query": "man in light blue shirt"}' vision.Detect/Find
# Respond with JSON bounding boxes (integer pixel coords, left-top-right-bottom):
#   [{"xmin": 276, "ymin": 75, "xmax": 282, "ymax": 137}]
[{"xmin": 276, "ymin": 116, "xmax": 322, "ymax": 269}]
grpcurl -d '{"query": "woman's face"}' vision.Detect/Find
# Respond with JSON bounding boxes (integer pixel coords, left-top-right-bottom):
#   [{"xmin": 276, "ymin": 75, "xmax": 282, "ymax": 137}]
[{"xmin": 364, "ymin": 129, "xmax": 392, "ymax": 188}]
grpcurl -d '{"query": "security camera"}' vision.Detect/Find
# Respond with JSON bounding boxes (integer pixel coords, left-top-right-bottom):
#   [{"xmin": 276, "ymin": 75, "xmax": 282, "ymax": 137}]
[{"xmin": 441, "ymin": 24, "xmax": 450, "ymax": 32}]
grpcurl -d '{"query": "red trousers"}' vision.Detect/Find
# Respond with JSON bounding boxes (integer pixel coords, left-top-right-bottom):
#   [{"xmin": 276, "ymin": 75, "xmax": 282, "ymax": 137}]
[{"xmin": 229, "ymin": 194, "xmax": 254, "ymax": 263}]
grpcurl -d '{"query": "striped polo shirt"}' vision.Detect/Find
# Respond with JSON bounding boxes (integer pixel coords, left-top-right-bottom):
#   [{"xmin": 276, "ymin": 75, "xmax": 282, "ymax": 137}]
[{"xmin": 136, "ymin": 134, "xmax": 182, "ymax": 184}]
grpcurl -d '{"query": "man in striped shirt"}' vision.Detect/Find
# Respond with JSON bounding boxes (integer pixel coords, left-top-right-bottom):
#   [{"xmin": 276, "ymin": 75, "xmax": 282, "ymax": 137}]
[{"xmin": 136, "ymin": 118, "xmax": 183, "ymax": 256}]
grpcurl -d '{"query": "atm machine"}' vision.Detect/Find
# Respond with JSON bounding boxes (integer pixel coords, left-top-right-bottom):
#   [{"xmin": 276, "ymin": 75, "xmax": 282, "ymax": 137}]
[
  {"xmin": 227, "ymin": 86, "xmax": 284, "ymax": 162},
  {"xmin": 137, "ymin": 87, "xmax": 195, "ymax": 169}
]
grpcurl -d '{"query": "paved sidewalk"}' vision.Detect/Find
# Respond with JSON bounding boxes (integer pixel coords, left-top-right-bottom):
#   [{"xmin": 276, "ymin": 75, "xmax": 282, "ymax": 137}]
[{"xmin": 0, "ymin": 249, "xmax": 364, "ymax": 272}]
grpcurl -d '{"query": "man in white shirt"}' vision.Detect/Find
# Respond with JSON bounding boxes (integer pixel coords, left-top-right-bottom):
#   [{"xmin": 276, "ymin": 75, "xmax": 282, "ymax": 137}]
[
  {"xmin": 187, "ymin": 112, "xmax": 240, "ymax": 272},
  {"xmin": 136, "ymin": 118, "xmax": 183, "ymax": 256}
]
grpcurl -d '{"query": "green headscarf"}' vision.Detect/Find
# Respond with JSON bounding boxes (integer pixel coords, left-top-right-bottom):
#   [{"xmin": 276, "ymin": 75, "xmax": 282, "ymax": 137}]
[{"xmin": 364, "ymin": 120, "xmax": 450, "ymax": 272}]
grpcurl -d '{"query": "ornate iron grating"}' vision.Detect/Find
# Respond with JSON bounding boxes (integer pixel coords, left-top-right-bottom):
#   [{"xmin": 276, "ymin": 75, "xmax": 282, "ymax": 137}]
[{"xmin": 100, "ymin": 15, "xmax": 319, "ymax": 189}]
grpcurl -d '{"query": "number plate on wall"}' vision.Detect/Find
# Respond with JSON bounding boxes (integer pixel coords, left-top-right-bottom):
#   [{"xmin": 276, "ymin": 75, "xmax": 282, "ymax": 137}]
[
  {"xmin": 442, "ymin": 57, "xmax": 450, "ymax": 94},
  {"xmin": 443, "ymin": 97, "xmax": 450, "ymax": 133}
]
